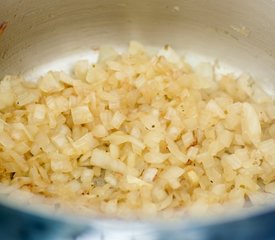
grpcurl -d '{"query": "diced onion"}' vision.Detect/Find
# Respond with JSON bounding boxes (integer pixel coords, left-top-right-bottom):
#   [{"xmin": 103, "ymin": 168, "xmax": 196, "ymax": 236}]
[{"xmin": 0, "ymin": 41, "xmax": 274, "ymax": 218}]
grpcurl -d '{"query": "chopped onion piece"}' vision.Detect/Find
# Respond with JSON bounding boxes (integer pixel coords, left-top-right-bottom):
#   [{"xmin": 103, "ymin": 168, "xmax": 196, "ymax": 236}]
[
  {"xmin": 90, "ymin": 149, "xmax": 126, "ymax": 174},
  {"xmin": 50, "ymin": 153, "xmax": 72, "ymax": 173},
  {"xmin": 73, "ymin": 133, "xmax": 98, "ymax": 153},
  {"xmin": 144, "ymin": 151, "xmax": 170, "ymax": 164},
  {"xmin": 38, "ymin": 72, "xmax": 64, "ymax": 93},
  {"xmin": 206, "ymin": 100, "xmax": 225, "ymax": 118},
  {"xmin": 241, "ymin": 103, "xmax": 262, "ymax": 145},
  {"xmin": 166, "ymin": 137, "xmax": 188, "ymax": 163},
  {"xmin": 142, "ymin": 168, "xmax": 158, "ymax": 183},
  {"xmin": 104, "ymin": 132, "xmax": 145, "ymax": 150},
  {"xmin": 71, "ymin": 105, "xmax": 93, "ymax": 125},
  {"xmin": 127, "ymin": 175, "xmax": 151, "ymax": 187},
  {"xmin": 110, "ymin": 111, "xmax": 126, "ymax": 129}
]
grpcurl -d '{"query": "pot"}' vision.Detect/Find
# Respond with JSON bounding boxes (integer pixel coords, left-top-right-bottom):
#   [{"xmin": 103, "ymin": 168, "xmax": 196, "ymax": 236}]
[{"xmin": 0, "ymin": 1, "xmax": 275, "ymax": 239}]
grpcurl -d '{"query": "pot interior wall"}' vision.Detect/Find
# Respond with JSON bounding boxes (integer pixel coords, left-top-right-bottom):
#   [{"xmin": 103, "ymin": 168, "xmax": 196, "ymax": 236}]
[{"xmin": 0, "ymin": 0, "xmax": 275, "ymax": 96}]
